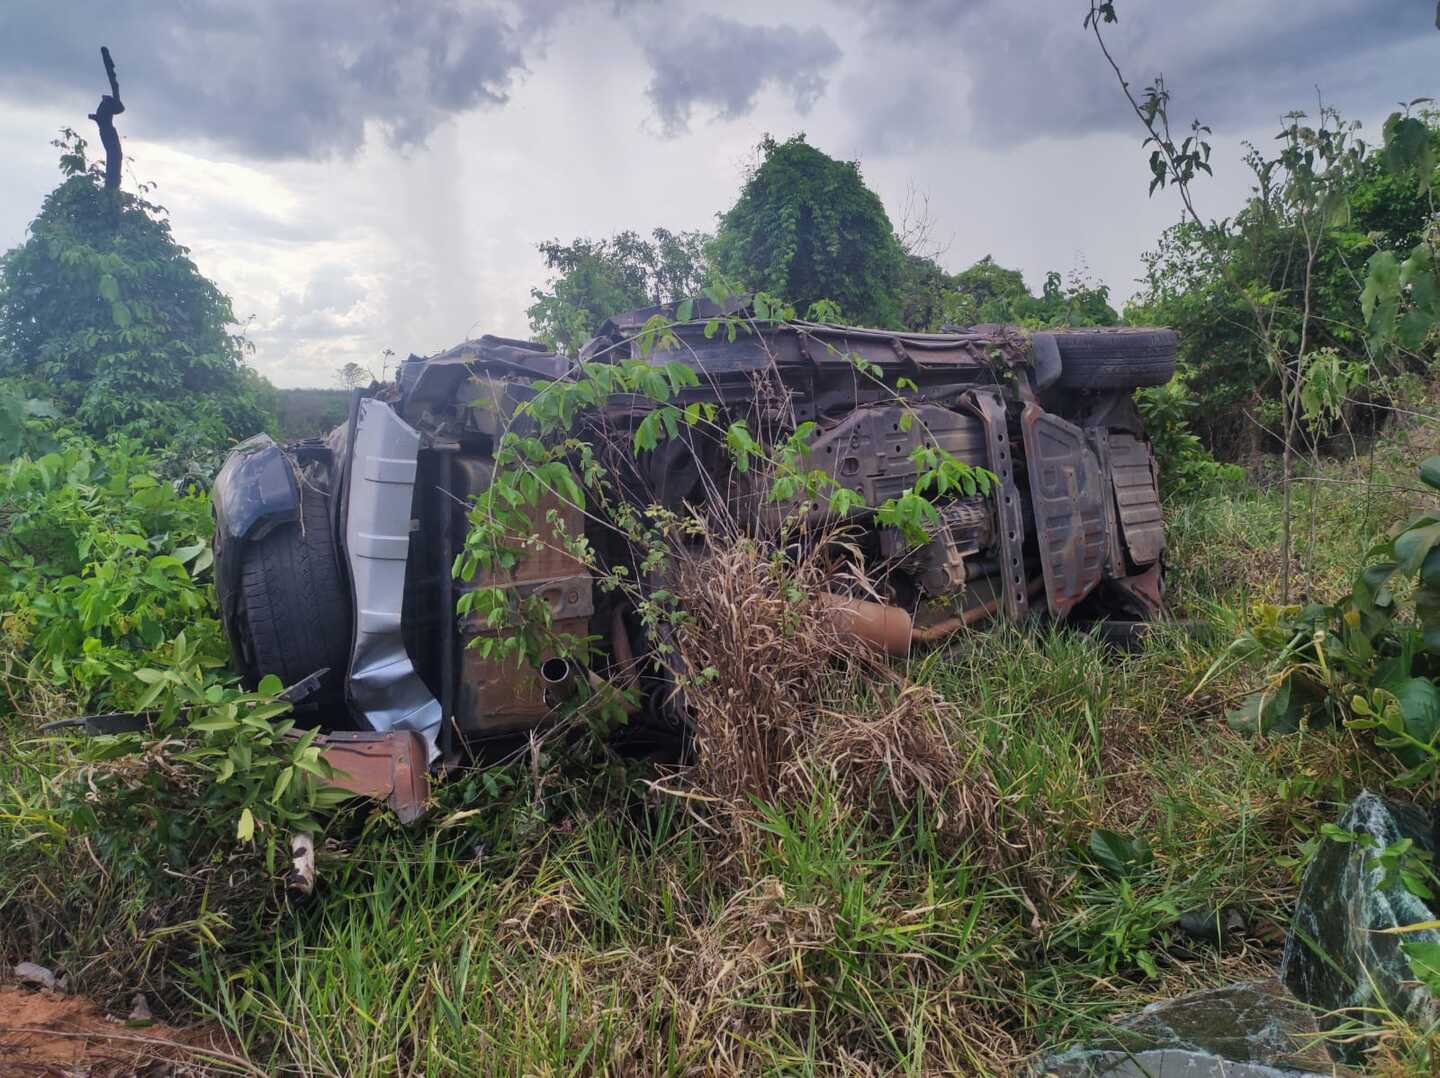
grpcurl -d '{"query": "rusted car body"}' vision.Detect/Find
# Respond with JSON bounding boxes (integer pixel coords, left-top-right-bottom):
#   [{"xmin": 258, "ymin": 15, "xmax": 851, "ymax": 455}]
[{"xmin": 212, "ymin": 305, "xmax": 1174, "ymax": 777}]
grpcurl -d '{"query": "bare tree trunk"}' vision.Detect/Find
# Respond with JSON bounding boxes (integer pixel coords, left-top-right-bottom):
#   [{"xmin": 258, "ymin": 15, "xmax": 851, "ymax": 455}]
[
  {"xmin": 1280, "ymin": 231, "xmax": 1319, "ymax": 605},
  {"xmin": 1280, "ymin": 379, "xmax": 1295, "ymax": 605},
  {"xmin": 87, "ymin": 46, "xmax": 124, "ymax": 190}
]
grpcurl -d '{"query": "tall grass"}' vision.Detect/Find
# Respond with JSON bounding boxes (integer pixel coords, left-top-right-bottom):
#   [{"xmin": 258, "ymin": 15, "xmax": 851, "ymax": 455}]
[{"xmin": 4, "ymin": 418, "xmax": 1439, "ymax": 1074}]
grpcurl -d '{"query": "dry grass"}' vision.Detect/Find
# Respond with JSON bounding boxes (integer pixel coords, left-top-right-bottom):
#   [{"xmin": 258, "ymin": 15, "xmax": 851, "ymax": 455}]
[{"xmin": 667, "ymin": 529, "xmax": 1024, "ymax": 864}]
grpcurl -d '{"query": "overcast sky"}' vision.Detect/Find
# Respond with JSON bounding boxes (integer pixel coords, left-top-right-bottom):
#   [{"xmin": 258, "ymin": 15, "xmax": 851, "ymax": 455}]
[{"xmin": 0, "ymin": 1, "xmax": 1434, "ymax": 387}]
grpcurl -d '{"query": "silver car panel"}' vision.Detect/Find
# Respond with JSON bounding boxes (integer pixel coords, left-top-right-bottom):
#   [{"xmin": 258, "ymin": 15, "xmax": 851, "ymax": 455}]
[{"xmin": 343, "ymin": 398, "xmax": 441, "ymax": 760}]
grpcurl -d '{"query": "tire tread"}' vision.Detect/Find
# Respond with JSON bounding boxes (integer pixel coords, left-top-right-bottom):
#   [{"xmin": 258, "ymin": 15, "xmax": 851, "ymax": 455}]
[
  {"xmin": 1052, "ymin": 328, "xmax": 1177, "ymax": 390},
  {"xmin": 235, "ymin": 491, "xmax": 349, "ymax": 699}
]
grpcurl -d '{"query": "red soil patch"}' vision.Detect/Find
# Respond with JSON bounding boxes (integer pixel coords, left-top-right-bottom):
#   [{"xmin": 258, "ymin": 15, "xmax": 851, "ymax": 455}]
[{"xmin": 0, "ymin": 985, "xmax": 247, "ymax": 1076}]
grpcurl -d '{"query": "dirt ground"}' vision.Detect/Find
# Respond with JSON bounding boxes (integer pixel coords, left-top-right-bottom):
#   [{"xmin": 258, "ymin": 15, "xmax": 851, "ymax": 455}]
[{"xmin": 0, "ymin": 985, "xmax": 248, "ymax": 1076}]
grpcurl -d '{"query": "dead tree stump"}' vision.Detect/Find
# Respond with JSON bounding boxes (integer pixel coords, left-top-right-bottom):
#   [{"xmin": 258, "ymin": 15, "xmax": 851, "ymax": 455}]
[{"xmin": 87, "ymin": 46, "xmax": 124, "ymax": 190}]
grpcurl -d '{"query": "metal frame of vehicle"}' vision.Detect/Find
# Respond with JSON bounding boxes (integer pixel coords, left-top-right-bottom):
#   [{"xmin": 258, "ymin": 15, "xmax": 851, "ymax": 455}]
[{"xmin": 213, "ymin": 306, "xmax": 1175, "ymax": 771}]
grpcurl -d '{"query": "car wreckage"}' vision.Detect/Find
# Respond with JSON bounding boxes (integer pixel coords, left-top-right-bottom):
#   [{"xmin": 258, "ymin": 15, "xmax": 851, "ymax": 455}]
[{"xmin": 209, "ymin": 303, "xmax": 1176, "ymax": 820}]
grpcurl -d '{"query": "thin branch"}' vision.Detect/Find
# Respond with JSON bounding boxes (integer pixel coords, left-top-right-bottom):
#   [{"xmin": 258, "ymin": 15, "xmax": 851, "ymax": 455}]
[{"xmin": 1085, "ymin": 6, "xmax": 1204, "ymax": 228}]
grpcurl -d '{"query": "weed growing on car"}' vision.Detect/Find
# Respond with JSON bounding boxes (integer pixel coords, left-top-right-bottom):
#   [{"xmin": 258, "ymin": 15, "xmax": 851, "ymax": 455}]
[{"xmin": 453, "ymin": 287, "xmax": 996, "ymax": 677}]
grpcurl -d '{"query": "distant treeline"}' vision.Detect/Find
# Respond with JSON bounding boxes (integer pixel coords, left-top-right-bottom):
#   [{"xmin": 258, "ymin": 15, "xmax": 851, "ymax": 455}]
[{"xmin": 276, "ymin": 388, "xmax": 349, "ymax": 440}]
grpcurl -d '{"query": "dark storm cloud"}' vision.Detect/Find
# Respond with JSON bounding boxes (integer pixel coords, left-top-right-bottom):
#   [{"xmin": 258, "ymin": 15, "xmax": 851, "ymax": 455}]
[
  {"xmin": 0, "ymin": 1, "xmax": 555, "ymax": 158},
  {"xmin": 641, "ymin": 15, "xmax": 842, "ymax": 136},
  {"xmin": 842, "ymin": 0, "xmax": 1435, "ymax": 151}
]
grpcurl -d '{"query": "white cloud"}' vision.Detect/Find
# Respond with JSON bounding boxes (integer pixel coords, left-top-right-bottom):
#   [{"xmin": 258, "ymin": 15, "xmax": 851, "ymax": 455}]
[{"xmin": 0, "ymin": 0, "xmax": 1431, "ymax": 388}]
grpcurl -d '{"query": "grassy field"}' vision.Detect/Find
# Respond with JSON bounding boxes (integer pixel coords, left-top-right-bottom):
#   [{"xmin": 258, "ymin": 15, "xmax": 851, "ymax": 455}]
[{"xmin": 4, "ymin": 416, "xmax": 1439, "ymax": 1075}]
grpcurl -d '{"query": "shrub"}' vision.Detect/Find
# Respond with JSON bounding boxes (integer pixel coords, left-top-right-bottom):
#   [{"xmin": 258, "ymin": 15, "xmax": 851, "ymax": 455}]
[
  {"xmin": 0, "ymin": 130, "xmax": 275, "ymax": 453},
  {"xmin": 0, "ymin": 421, "xmax": 223, "ymax": 716},
  {"xmin": 1135, "ymin": 380, "xmax": 1243, "ymax": 499}
]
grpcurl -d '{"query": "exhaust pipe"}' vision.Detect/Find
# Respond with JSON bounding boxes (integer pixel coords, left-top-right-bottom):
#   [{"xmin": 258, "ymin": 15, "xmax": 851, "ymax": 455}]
[
  {"xmin": 818, "ymin": 593, "xmax": 914, "ymax": 656},
  {"xmin": 820, "ymin": 577, "xmax": 1046, "ymax": 655},
  {"xmin": 540, "ymin": 656, "xmax": 577, "ymax": 704}
]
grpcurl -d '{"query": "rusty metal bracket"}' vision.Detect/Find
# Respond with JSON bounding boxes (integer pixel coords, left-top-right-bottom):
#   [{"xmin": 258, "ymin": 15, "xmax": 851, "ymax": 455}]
[
  {"xmin": 1087, "ymin": 428, "xmax": 1126, "ymax": 578},
  {"xmin": 316, "ymin": 730, "xmax": 430, "ymax": 824},
  {"xmin": 43, "ymin": 670, "xmax": 431, "ymax": 825},
  {"xmin": 966, "ymin": 390, "xmax": 1029, "ymax": 622}
]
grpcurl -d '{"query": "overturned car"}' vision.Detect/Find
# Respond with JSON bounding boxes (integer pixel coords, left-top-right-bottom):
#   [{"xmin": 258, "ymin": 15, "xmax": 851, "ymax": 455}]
[{"xmin": 212, "ymin": 305, "xmax": 1174, "ymax": 774}]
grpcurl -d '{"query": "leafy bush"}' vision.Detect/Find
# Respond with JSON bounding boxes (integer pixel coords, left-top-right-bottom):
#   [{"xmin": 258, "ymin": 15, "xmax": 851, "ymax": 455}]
[
  {"xmin": 69, "ymin": 638, "xmax": 343, "ymax": 872},
  {"xmin": 1213, "ymin": 106, "xmax": 1440, "ymax": 788},
  {"xmin": 1214, "ymin": 455, "xmax": 1440, "ymax": 799},
  {"xmin": 0, "ymin": 412, "xmax": 349, "ymax": 1006},
  {"xmin": 711, "ymin": 135, "xmax": 906, "ymax": 328},
  {"xmin": 0, "ymin": 421, "xmax": 223, "ymax": 714},
  {"xmin": 0, "ymin": 130, "xmax": 275, "ymax": 453},
  {"xmin": 1136, "ymin": 380, "xmax": 1243, "ymax": 499},
  {"xmin": 528, "ymin": 228, "xmax": 709, "ymax": 350},
  {"xmin": 897, "ymin": 254, "xmax": 1120, "ymax": 333},
  {"xmin": 1127, "ymin": 112, "xmax": 1440, "ymax": 458}
]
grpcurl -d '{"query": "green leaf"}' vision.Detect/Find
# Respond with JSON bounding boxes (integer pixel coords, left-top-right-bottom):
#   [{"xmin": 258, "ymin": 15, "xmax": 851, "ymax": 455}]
[
  {"xmin": 1403, "ymin": 939, "xmax": 1440, "ymax": 994},
  {"xmin": 828, "ymin": 487, "xmax": 865, "ymax": 516},
  {"xmin": 1379, "ymin": 677, "xmax": 1440, "ymax": 765},
  {"xmin": 725, "ymin": 421, "xmax": 757, "ymax": 473},
  {"xmin": 1384, "ymin": 113, "xmax": 1437, "ymax": 192},
  {"xmin": 257, "ymin": 673, "xmax": 284, "ymax": 696},
  {"xmin": 1398, "ymin": 310, "xmax": 1436, "ymax": 349},
  {"xmin": 1089, "ymin": 829, "xmax": 1153, "ymax": 879},
  {"xmin": 633, "ymin": 411, "xmax": 663, "ymax": 453},
  {"xmin": 110, "ymin": 300, "xmax": 132, "ymax": 329},
  {"xmin": 236, "ymin": 807, "xmax": 255, "ymax": 842},
  {"xmin": 1226, "ymin": 677, "xmax": 1305, "ymax": 736},
  {"xmin": 190, "ymin": 717, "xmax": 240, "ymax": 733},
  {"xmin": 1362, "ymin": 250, "xmax": 1401, "ymax": 324},
  {"xmin": 1420, "ymin": 457, "xmax": 1440, "ymax": 493},
  {"xmin": 1323, "ymin": 190, "xmax": 1351, "ymax": 229},
  {"xmin": 272, "ymin": 765, "xmax": 294, "ymax": 804},
  {"xmin": 1396, "ymin": 522, "xmax": 1440, "ymax": 575},
  {"xmin": 675, "ymin": 298, "xmax": 694, "ymax": 323},
  {"xmin": 97, "ymin": 273, "xmax": 120, "ymax": 302},
  {"xmin": 173, "ymin": 542, "xmax": 206, "ymax": 564}
]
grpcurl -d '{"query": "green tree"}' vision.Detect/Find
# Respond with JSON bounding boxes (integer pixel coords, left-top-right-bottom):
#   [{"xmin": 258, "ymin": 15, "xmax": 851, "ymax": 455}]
[
  {"xmin": 946, "ymin": 256, "xmax": 1031, "ymax": 322},
  {"xmin": 527, "ymin": 228, "xmax": 709, "ymax": 350},
  {"xmin": 899, "ymin": 254, "xmax": 1118, "ymax": 331},
  {"xmin": 1128, "ymin": 115, "xmax": 1440, "ymax": 457},
  {"xmin": 1086, "ymin": 0, "xmax": 1437, "ymax": 601},
  {"xmin": 711, "ymin": 135, "xmax": 905, "ymax": 327},
  {"xmin": 896, "ymin": 254, "xmax": 950, "ymax": 332},
  {"xmin": 0, "ymin": 131, "xmax": 274, "ymax": 454}
]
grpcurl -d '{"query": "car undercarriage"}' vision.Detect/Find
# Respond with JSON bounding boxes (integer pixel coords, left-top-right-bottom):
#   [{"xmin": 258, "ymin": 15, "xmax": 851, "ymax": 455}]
[{"xmin": 211, "ymin": 304, "xmax": 1175, "ymax": 793}]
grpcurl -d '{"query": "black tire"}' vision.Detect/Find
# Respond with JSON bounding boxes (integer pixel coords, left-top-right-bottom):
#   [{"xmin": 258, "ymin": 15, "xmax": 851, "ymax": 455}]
[
  {"xmin": 233, "ymin": 489, "xmax": 350, "ymax": 707},
  {"xmin": 1052, "ymin": 328, "xmax": 1177, "ymax": 390}
]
